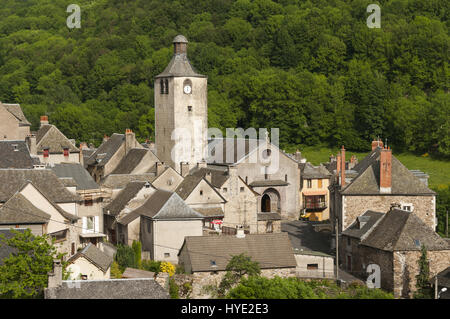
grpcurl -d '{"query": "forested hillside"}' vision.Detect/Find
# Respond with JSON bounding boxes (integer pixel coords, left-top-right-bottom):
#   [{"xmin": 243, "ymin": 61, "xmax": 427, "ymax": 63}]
[{"xmin": 0, "ymin": 0, "xmax": 448, "ymax": 157}]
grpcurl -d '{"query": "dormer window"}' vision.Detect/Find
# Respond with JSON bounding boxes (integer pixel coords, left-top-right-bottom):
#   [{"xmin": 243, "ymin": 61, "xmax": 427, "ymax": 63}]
[
  {"xmin": 63, "ymin": 148, "xmax": 69, "ymax": 157},
  {"xmin": 12, "ymin": 144, "xmax": 18, "ymax": 151},
  {"xmin": 43, "ymin": 148, "xmax": 49, "ymax": 158}
]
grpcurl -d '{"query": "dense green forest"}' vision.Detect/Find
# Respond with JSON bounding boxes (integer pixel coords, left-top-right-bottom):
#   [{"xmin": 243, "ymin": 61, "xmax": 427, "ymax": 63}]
[{"xmin": 0, "ymin": 0, "xmax": 448, "ymax": 158}]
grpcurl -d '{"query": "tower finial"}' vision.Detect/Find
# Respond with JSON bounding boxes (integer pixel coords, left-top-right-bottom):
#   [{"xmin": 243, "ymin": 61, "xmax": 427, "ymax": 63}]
[{"xmin": 173, "ymin": 35, "xmax": 188, "ymax": 55}]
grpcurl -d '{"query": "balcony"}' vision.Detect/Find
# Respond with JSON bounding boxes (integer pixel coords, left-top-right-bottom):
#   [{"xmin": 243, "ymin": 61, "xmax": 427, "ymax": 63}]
[{"xmin": 303, "ymin": 195, "xmax": 327, "ymax": 211}]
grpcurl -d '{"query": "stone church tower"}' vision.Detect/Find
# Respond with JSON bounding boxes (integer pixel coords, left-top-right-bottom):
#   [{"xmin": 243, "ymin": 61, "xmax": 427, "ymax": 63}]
[{"xmin": 154, "ymin": 35, "xmax": 208, "ymax": 173}]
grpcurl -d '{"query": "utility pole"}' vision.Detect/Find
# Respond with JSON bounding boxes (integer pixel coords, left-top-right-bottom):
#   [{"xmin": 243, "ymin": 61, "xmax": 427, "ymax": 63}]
[
  {"xmin": 435, "ymin": 275, "xmax": 438, "ymax": 299},
  {"xmin": 335, "ymin": 218, "xmax": 339, "ymax": 281}
]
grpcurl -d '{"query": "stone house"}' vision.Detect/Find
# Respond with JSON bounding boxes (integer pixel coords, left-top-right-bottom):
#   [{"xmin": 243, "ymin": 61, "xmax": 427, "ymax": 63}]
[
  {"xmin": 299, "ymin": 162, "xmax": 332, "ymax": 221},
  {"xmin": 45, "ymin": 260, "xmax": 169, "ymax": 299},
  {"xmin": 137, "ymin": 190, "xmax": 204, "ymax": 263},
  {"xmin": 294, "ymin": 250, "xmax": 335, "ymax": 279},
  {"xmin": 51, "ymin": 163, "xmax": 106, "ymax": 247},
  {"xmin": 33, "ymin": 116, "xmax": 81, "ymax": 165},
  {"xmin": 66, "ymin": 243, "xmax": 113, "ymax": 280},
  {"xmin": 110, "ymin": 148, "xmax": 160, "ymax": 176},
  {"xmin": 86, "ymin": 129, "xmax": 144, "ymax": 183},
  {"xmin": 340, "ymin": 207, "xmax": 450, "ymax": 298},
  {"xmin": 0, "ymin": 102, "xmax": 31, "ymax": 141},
  {"xmin": 103, "ymin": 181, "xmax": 156, "ymax": 244},
  {"xmin": 329, "ymin": 143, "xmax": 436, "ymax": 232},
  {"xmin": 178, "ymin": 232, "xmax": 297, "ymax": 276}
]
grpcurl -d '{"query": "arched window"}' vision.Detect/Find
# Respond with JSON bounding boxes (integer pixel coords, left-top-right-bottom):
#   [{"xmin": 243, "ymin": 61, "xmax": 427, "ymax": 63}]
[
  {"xmin": 164, "ymin": 79, "xmax": 169, "ymax": 94},
  {"xmin": 160, "ymin": 79, "xmax": 164, "ymax": 94}
]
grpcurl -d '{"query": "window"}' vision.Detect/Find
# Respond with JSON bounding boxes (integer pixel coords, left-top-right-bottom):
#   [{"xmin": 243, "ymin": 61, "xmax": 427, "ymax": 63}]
[
  {"xmin": 188, "ymin": 106, "xmax": 192, "ymax": 112},
  {"xmin": 223, "ymin": 187, "xmax": 227, "ymax": 193},
  {"xmin": 285, "ymin": 174, "xmax": 288, "ymax": 182},
  {"xmin": 210, "ymin": 260, "xmax": 217, "ymax": 268},
  {"xmin": 164, "ymin": 253, "xmax": 170, "ymax": 258},
  {"xmin": 318, "ymin": 179, "xmax": 323, "ymax": 188},
  {"xmin": 307, "ymin": 179, "xmax": 312, "ymax": 188},
  {"xmin": 12, "ymin": 144, "xmax": 18, "ymax": 151},
  {"xmin": 414, "ymin": 239, "xmax": 421, "ymax": 247},
  {"xmin": 307, "ymin": 264, "xmax": 319, "ymax": 270},
  {"xmin": 264, "ymin": 166, "xmax": 268, "ymax": 180},
  {"xmin": 86, "ymin": 217, "xmax": 94, "ymax": 231},
  {"xmin": 262, "ymin": 149, "xmax": 272, "ymax": 159},
  {"xmin": 84, "ymin": 199, "xmax": 93, "ymax": 206},
  {"xmin": 240, "ymin": 187, "xmax": 244, "ymax": 193},
  {"xmin": 200, "ymin": 190, "xmax": 203, "ymax": 196},
  {"xmin": 63, "ymin": 148, "xmax": 69, "ymax": 157},
  {"xmin": 160, "ymin": 79, "xmax": 164, "ymax": 94},
  {"xmin": 43, "ymin": 148, "xmax": 49, "ymax": 158},
  {"xmin": 71, "ymin": 242, "xmax": 75, "ymax": 255},
  {"xmin": 266, "ymin": 221, "xmax": 273, "ymax": 233},
  {"xmin": 164, "ymin": 79, "xmax": 169, "ymax": 94},
  {"xmin": 402, "ymin": 204, "xmax": 413, "ymax": 212}
]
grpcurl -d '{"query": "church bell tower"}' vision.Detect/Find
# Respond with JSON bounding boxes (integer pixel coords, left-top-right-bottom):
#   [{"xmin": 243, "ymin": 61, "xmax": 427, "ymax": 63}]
[{"xmin": 154, "ymin": 35, "xmax": 208, "ymax": 174}]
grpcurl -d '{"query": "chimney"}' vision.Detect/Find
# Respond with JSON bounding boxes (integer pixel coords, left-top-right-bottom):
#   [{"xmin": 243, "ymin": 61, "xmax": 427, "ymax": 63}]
[
  {"xmin": 329, "ymin": 154, "xmax": 335, "ymax": 163},
  {"xmin": 103, "ymin": 134, "xmax": 109, "ymax": 143},
  {"xmin": 26, "ymin": 134, "xmax": 37, "ymax": 155},
  {"xmin": 156, "ymin": 162, "xmax": 164, "ymax": 176},
  {"xmin": 371, "ymin": 139, "xmax": 384, "ymax": 151},
  {"xmin": 294, "ymin": 149, "xmax": 302, "ymax": 162},
  {"xmin": 197, "ymin": 160, "xmax": 207, "ymax": 169},
  {"xmin": 390, "ymin": 203, "xmax": 401, "ymax": 211},
  {"xmin": 40, "ymin": 115, "xmax": 49, "ymax": 127},
  {"xmin": 125, "ymin": 129, "xmax": 135, "ymax": 155},
  {"xmin": 340, "ymin": 146, "xmax": 346, "ymax": 187},
  {"xmin": 236, "ymin": 225, "xmax": 245, "ymax": 238},
  {"xmin": 380, "ymin": 147, "xmax": 392, "ymax": 193},
  {"xmin": 336, "ymin": 153, "xmax": 341, "ymax": 175},
  {"xmin": 228, "ymin": 165, "xmax": 238, "ymax": 177},
  {"xmin": 48, "ymin": 259, "xmax": 63, "ymax": 288},
  {"xmin": 180, "ymin": 162, "xmax": 190, "ymax": 177}
]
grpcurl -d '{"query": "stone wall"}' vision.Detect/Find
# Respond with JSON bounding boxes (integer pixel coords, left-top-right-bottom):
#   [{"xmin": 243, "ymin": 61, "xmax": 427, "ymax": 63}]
[{"xmin": 342, "ymin": 195, "xmax": 435, "ymax": 230}]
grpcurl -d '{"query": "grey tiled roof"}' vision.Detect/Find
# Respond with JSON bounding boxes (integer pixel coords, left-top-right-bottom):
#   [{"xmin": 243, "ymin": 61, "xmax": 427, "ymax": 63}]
[
  {"xmin": 103, "ymin": 181, "xmax": 147, "ymax": 216},
  {"xmin": 0, "ymin": 193, "xmax": 50, "ymax": 224},
  {"xmin": 301, "ymin": 162, "xmax": 332, "ymax": 179},
  {"xmin": 193, "ymin": 207, "xmax": 224, "ymax": 217},
  {"xmin": 249, "ymin": 180, "xmax": 289, "ymax": 187},
  {"xmin": 175, "ymin": 175, "xmax": 203, "ymax": 200},
  {"xmin": 0, "ymin": 228, "xmax": 25, "ymax": 265},
  {"xmin": 341, "ymin": 153, "xmax": 435, "ymax": 196},
  {"xmin": 179, "ymin": 232, "xmax": 297, "ymax": 272},
  {"xmin": 101, "ymin": 173, "xmax": 156, "ymax": 189},
  {"xmin": 155, "ymin": 53, "xmax": 205, "ymax": 78},
  {"xmin": 361, "ymin": 209, "xmax": 450, "ymax": 251},
  {"xmin": 68, "ymin": 243, "xmax": 113, "ymax": 272},
  {"xmin": 51, "ymin": 163, "xmax": 99, "ymax": 191},
  {"xmin": 2, "ymin": 103, "xmax": 30, "ymax": 126},
  {"xmin": 0, "ymin": 169, "xmax": 80, "ymax": 203},
  {"xmin": 36, "ymin": 125, "xmax": 79, "ymax": 154},
  {"xmin": 437, "ymin": 267, "xmax": 450, "ymax": 288},
  {"xmin": 111, "ymin": 148, "xmax": 149, "ymax": 174},
  {"xmin": 86, "ymin": 133, "xmax": 124, "ymax": 167},
  {"xmin": 0, "ymin": 141, "xmax": 34, "ymax": 168},
  {"xmin": 45, "ymin": 278, "xmax": 169, "ymax": 299},
  {"xmin": 341, "ymin": 210, "xmax": 384, "ymax": 239},
  {"xmin": 120, "ymin": 190, "xmax": 203, "ymax": 225},
  {"xmin": 190, "ymin": 167, "xmax": 230, "ymax": 188}
]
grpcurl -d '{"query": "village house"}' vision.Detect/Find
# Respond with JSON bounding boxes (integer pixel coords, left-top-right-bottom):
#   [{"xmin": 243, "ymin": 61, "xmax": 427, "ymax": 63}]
[
  {"xmin": 32, "ymin": 116, "xmax": 81, "ymax": 165},
  {"xmin": 45, "ymin": 260, "xmax": 169, "ymax": 299},
  {"xmin": 340, "ymin": 207, "xmax": 450, "ymax": 298},
  {"xmin": 51, "ymin": 163, "xmax": 106, "ymax": 247},
  {"xmin": 0, "ymin": 140, "xmax": 37, "ymax": 169},
  {"xmin": 0, "ymin": 102, "xmax": 31, "ymax": 141},
  {"xmin": 329, "ymin": 142, "xmax": 436, "ymax": 232},
  {"xmin": 66, "ymin": 243, "xmax": 113, "ymax": 280},
  {"xmin": 299, "ymin": 162, "xmax": 332, "ymax": 221}
]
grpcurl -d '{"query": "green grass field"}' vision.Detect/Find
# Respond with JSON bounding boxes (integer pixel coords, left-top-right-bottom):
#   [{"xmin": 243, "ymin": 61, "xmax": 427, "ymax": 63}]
[{"xmin": 294, "ymin": 145, "xmax": 450, "ymax": 188}]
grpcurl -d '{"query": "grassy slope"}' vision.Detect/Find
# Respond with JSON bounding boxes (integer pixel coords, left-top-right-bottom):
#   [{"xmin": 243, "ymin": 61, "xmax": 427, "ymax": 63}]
[{"xmin": 296, "ymin": 145, "xmax": 450, "ymax": 188}]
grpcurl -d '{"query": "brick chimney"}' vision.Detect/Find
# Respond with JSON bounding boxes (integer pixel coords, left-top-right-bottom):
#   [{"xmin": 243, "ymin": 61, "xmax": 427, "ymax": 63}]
[
  {"xmin": 103, "ymin": 134, "xmax": 109, "ymax": 143},
  {"xmin": 340, "ymin": 146, "xmax": 346, "ymax": 187},
  {"xmin": 336, "ymin": 153, "xmax": 341, "ymax": 175},
  {"xmin": 372, "ymin": 139, "xmax": 384, "ymax": 151},
  {"xmin": 40, "ymin": 115, "xmax": 49, "ymax": 127},
  {"xmin": 380, "ymin": 146, "xmax": 392, "ymax": 193},
  {"xmin": 180, "ymin": 162, "xmax": 190, "ymax": 177},
  {"xmin": 125, "ymin": 129, "xmax": 135, "ymax": 155}
]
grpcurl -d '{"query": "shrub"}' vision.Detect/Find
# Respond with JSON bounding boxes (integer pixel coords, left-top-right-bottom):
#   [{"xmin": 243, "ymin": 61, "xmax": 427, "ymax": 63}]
[
  {"xmin": 114, "ymin": 244, "xmax": 136, "ymax": 271},
  {"xmin": 131, "ymin": 240, "xmax": 142, "ymax": 269},
  {"xmin": 169, "ymin": 277, "xmax": 179, "ymax": 299},
  {"xmin": 141, "ymin": 260, "xmax": 161, "ymax": 274},
  {"xmin": 110, "ymin": 261, "xmax": 123, "ymax": 279}
]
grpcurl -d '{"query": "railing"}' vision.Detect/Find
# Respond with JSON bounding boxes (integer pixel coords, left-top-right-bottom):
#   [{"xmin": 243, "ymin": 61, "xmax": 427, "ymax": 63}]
[{"xmin": 304, "ymin": 202, "xmax": 327, "ymax": 210}]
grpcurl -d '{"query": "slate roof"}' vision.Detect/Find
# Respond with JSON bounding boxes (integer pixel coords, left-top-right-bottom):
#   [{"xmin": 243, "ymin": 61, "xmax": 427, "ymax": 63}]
[
  {"xmin": 0, "ymin": 228, "xmax": 25, "ymax": 265},
  {"xmin": 179, "ymin": 232, "xmax": 297, "ymax": 272},
  {"xmin": 68, "ymin": 243, "xmax": 113, "ymax": 272},
  {"xmin": 45, "ymin": 278, "xmax": 169, "ymax": 299},
  {"xmin": 2, "ymin": 103, "xmax": 30, "ymax": 126},
  {"xmin": 249, "ymin": 180, "xmax": 289, "ymax": 187},
  {"xmin": 51, "ymin": 163, "xmax": 99, "ymax": 191},
  {"xmin": 175, "ymin": 175, "xmax": 203, "ymax": 200},
  {"xmin": 190, "ymin": 167, "xmax": 230, "ymax": 188},
  {"xmin": 36, "ymin": 125, "xmax": 79, "ymax": 154},
  {"xmin": 341, "ymin": 152, "xmax": 435, "ymax": 196},
  {"xmin": 101, "ymin": 174, "xmax": 156, "ymax": 189},
  {"xmin": 86, "ymin": 133, "xmax": 124, "ymax": 167},
  {"xmin": 301, "ymin": 162, "xmax": 332, "ymax": 179},
  {"xmin": 0, "ymin": 169, "xmax": 80, "ymax": 203},
  {"xmin": 122, "ymin": 267, "xmax": 155, "ymax": 279},
  {"xmin": 104, "ymin": 181, "xmax": 147, "ymax": 216},
  {"xmin": 437, "ymin": 267, "xmax": 450, "ymax": 288},
  {"xmin": 361, "ymin": 209, "xmax": 450, "ymax": 251},
  {"xmin": 119, "ymin": 190, "xmax": 203, "ymax": 225},
  {"xmin": 0, "ymin": 192, "xmax": 50, "ymax": 224},
  {"xmin": 0, "ymin": 141, "xmax": 34, "ymax": 168},
  {"xmin": 58, "ymin": 177, "xmax": 78, "ymax": 188},
  {"xmin": 193, "ymin": 207, "xmax": 224, "ymax": 217},
  {"xmin": 342, "ymin": 210, "xmax": 384, "ymax": 239},
  {"xmin": 111, "ymin": 148, "xmax": 149, "ymax": 174}
]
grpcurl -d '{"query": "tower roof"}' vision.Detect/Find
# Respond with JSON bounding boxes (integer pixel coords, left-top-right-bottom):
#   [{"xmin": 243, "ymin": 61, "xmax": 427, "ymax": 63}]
[{"xmin": 173, "ymin": 35, "xmax": 188, "ymax": 43}]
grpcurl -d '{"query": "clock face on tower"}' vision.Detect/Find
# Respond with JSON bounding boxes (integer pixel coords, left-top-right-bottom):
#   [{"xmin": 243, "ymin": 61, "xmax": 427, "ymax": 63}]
[{"xmin": 183, "ymin": 84, "xmax": 192, "ymax": 94}]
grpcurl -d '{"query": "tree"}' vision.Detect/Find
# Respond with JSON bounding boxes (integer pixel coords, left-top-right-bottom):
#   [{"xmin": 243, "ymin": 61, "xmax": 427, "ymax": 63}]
[
  {"xmin": 414, "ymin": 245, "xmax": 433, "ymax": 299},
  {"xmin": 218, "ymin": 253, "xmax": 260, "ymax": 296},
  {"xmin": 0, "ymin": 229, "xmax": 63, "ymax": 299},
  {"xmin": 132, "ymin": 240, "xmax": 142, "ymax": 269},
  {"xmin": 114, "ymin": 244, "xmax": 136, "ymax": 272}
]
